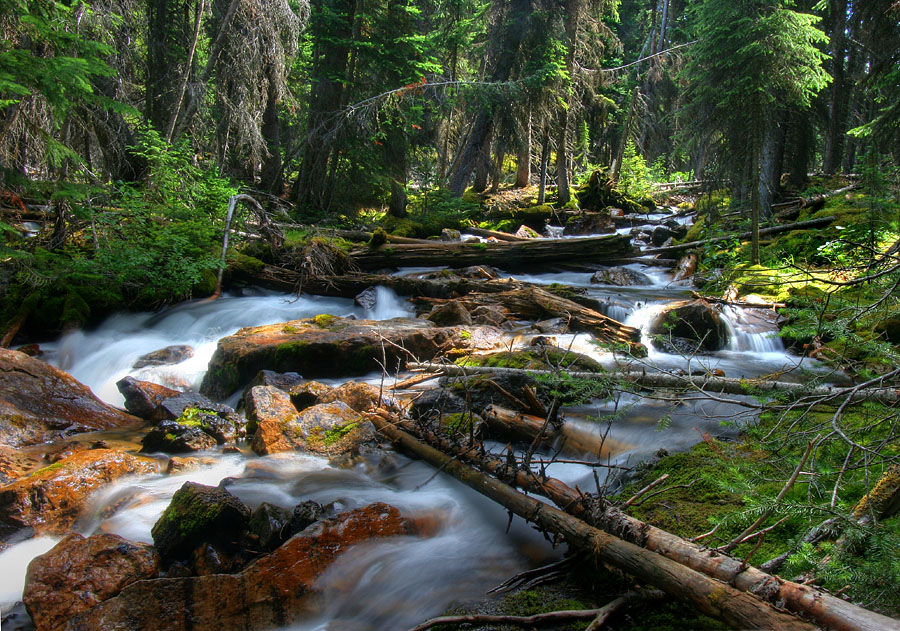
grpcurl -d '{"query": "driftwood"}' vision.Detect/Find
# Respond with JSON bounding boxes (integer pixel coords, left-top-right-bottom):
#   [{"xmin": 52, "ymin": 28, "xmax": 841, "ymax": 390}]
[
  {"xmin": 417, "ymin": 286, "xmax": 643, "ymax": 351},
  {"xmin": 463, "ymin": 226, "xmax": 526, "ymax": 242},
  {"xmin": 483, "ymin": 405, "xmax": 623, "ymax": 457},
  {"xmin": 642, "ymin": 216, "xmax": 837, "ymax": 256},
  {"xmin": 348, "ymin": 233, "xmax": 634, "ymax": 270},
  {"xmin": 406, "ymin": 363, "xmax": 900, "ymax": 406},
  {"xmin": 368, "ymin": 415, "xmax": 819, "ymax": 630},
  {"xmin": 374, "ymin": 411, "xmax": 899, "ymax": 631}
]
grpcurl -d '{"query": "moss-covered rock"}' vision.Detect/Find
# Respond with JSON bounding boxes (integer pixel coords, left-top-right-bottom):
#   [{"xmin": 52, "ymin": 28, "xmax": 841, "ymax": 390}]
[{"xmin": 456, "ymin": 346, "xmax": 604, "ymax": 372}]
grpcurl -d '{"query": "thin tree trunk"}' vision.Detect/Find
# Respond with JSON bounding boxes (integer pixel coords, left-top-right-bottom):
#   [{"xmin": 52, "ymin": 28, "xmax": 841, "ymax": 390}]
[
  {"xmin": 165, "ymin": 0, "xmax": 204, "ymax": 144},
  {"xmin": 515, "ymin": 111, "xmax": 531, "ymax": 188}
]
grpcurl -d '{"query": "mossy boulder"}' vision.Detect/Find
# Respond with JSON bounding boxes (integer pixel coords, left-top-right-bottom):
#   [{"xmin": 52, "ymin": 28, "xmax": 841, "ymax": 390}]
[
  {"xmin": 140, "ymin": 419, "xmax": 218, "ymax": 454},
  {"xmin": 574, "ymin": 170, "xmax": 643, "ymax": 214},
  {"xmin": 200, "ymin": 317, "xmax": 503, "ymax": 399},
  {"xmin": 456, "ymin": 346, "xmax": 604, "ymax": 372},
  {"xmin": 151, "ymin": 481, "xmax": 251, "ymax": 562},
  {"xmin": 649, "ymin": 300, "xmax": 729, "ymax": 353},
  {"xmin": 250, "ymin": 399, "xmax": 375, "ymax": 457},
  {"xmin": 590, "ymin": 266, "xmax": 651, "ymax": 286}
]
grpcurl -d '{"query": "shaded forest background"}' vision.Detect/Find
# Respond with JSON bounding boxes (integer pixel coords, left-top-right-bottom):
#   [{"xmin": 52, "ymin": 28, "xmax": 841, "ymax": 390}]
[{"xmin": 1, "ymin": 0, "xmax": 899, "ymax": 330}]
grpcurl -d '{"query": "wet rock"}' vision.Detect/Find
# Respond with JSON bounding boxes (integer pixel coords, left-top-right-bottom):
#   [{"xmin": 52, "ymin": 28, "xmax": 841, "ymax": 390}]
[
  {"xmin": 15, "ymin": 343, "xmax": 42, "ymax": 357},
  {"xmin": 0, "ymin": 445, "xmax": 42, "ymax": 485},
  {"xmin": 649, "ymin": 299, "xmax": 729, "ymax": 353},
  {"xmin": 251, "ymin": 400, "xmax": 375, "ymax": 457},
  {"xmin": 288, "ymin": 500, "xmax": 325, "ymax": 535},
  {"xmin": 530, "ymin": 317, "xmax": 569, "ymax": 334},
  {"xmin": 0, "ymin": 349, "xmax": 140, "ymax": 448},
  {"xmin": 316, "ymin": 381, "xmax": 395, "ymax": 413},
  {"xmin": 440, "ymin": 228, "xmax": 461, "ymax": 241},
  {"xmin": 165, "ymin": 456, "xmax": 217, "ymax": 475},
  {"xmin": 470, "ymin": 304, "xmax": 512, "ymax": 328},
  {"xmin": 410, "ymin": 390, "xmax": 468, "ymax": 424},
  {"xmin": 140, "ymin": 420, "xmax": 218, "ymax": 454},
  {"xmin": 514, "ymin": 225, "xmax": 541, "ymax": 239},
  {"xmin": 0, "ymin": 449, "xmax": 157, "ymax": 540},
  {"xmin": 200, "ymin": 317, "xmax": 497, "ymax": 399},
  {"xmin": 564, "ymin": 212, "xmax": 616, "ymax": 236},
  {"xmin": 354, "ymin": 286, "xmax": 378, "ymax": 310},
  {"xmin": 116, "ymin": 377, "xmax": 182, "ymax": 420},
  {"xmin": 151, "ymin": 481, "xmax": 251, "ymax": 562},
  {"xmin": 240, "ymin": 370, "xmax": 305, "ymax": 410},
  {"xmin": 651, "ymin": 224, "xmax": 687, "ymax": 246},
  {"xmin": 132, "ymin": 345, "xmax": 194, "ymax": 369},
  {"xmin": 289, "ymin": 380, "xmax": 334, "ymax": 411},
  {"xmin": 192, "ymin": 543, "xmax": 238, "ymax": 576},
  {"xmin": 23, "ymin": 532, "xmax": 160, "ymax": 631},
  {"xmin": 245, "ymin": 385, "xmax": 299, "ymax": 436},
  {"xmin": 425, "ymin": 300, "xmax": 472, "ymax": 326},
  {"xmin": 590, "ymin": 266, "xmax": 651, "ymax": 286},
  {"xmin": 249, "ymin": 502, "xmax": 292, "ymax": 550},
  {"xmin": 673, "ymin": 252, "xmax": 698, "ymax": 282},
  {"xmin": 63, "ymin": 503, "xmax": 437, "ymax": 631}
]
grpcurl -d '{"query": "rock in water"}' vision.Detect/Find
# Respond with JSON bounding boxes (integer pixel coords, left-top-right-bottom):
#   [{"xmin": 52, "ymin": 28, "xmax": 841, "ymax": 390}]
[
  {"xmin": 354, "ymin": 286, "xmax": 378, "ymax": 310},
  {"xmin": 0, "ymin": 449, "xmax": 157, "ymax": 541},
  {"xmin": 0, "ymin": 349, "xmax": 140, "ymax": 448},
  {"xmin": 132, "ymin": 345, "xmax": 194, "ymax": 369},
  {"xmin": 589, "ymin": 266, "xmax": 651, "ymax": 286},
  {"xmin": 251, "ymin": 400, "xmax": 375, "ymax": 457},
  {"xmin": 24, "ymin": 533, "xmax": 160, "ymax": 631},
  {"xmin": 151, "ymin": 481, "xmax": 251, "ymax": 562},
  {"xmin": 140, "ymin": 420, "xmax": 218, "ymax": 453},
  {"xmin": 649, "ymin": 299, "xmax": 729, "ymax": 353}
]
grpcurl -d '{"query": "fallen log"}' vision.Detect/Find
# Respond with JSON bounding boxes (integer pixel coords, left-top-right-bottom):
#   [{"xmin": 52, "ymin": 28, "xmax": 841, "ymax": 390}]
[
  {"xmin": 643, "ymin": 216, "xmax": 837, "ymax": 257},
  {"xmin": 380, "ymin": 412, "xmax": 899, "ymax": 631},
  {"xmin": 417, "ymin": 286, "xmax": 643, "ymax": 352},
  {"xmin": 348, "ymin": 233, "xmax": 634, "ymax": 270},
  {"xmin": 482, "ymin": 405, "xmax": 624, "ymax": 457},
  {"xmin": 368, "ymin": 415, "xmax": 819, "ymax": 630},
  {"xmin": 406, "ymin": 363, "xmax": 900, "ymax": 406},
  {"xmin": 690, "ymin": 292, "xmax": 786, "ymax": 309},
  {"xmin": 463, "ymin": 226, "xmax": 526, "ymax": 242}
]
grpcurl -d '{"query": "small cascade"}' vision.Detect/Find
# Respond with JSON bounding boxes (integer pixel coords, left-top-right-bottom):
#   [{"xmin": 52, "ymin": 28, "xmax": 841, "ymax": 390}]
[{"xmin": 721, "ymin": 305, "xmax": 784, "ymax": 354}]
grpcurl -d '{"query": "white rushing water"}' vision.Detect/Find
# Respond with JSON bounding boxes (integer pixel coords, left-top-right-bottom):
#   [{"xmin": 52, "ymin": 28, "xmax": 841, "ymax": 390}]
[{"xmin": 5, "ymin": 250, "xmax": 839, "ymax": 630}]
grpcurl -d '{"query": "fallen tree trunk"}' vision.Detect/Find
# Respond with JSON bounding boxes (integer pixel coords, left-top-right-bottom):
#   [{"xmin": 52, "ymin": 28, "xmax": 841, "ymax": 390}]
[
  {"xmin": 416, "ymin": 286, "xmax": 644, "ymax": 352},
  {"xmin": 482, "ymin": 405, "xmax": 625, "ymax": 457},
  {"xmin": 348, "ymin": 233, "xmax": 634, "ymax": 270},
  {"xmin": 642, "ymin": 216, "xmax": 837, "ymax": 257},
  {"xmin": 406, "ymin": 363, "xmax": 900, "ymax": 406},
  {"xmin": 367, "ymin": 415, "xmax": 818, "ymax": 630},
  {"xmin": 375, "ymin": 411, "xmax": 898, "ymax": 631},
  {"xmin": 463, "ymin": 226, "xmax": 526, "ymax": 242}
]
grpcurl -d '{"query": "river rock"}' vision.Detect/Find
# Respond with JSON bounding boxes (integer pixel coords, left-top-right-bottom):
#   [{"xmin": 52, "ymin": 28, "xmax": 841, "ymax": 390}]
[
  {"xmin": 240, "ymin": 371, "xmax": 305, "ymax": 411},
  {"xmin": 354, "ymin": 286, "xmax": 378, "ymax": 310},
  {"xmin": 649, "ymin": 299, "xmax": 729, "ymax": 353},
  {"xmin": 440, "ymin": 228, "xmax": 461, "ymax": 241},
  {"xmin": 140, "ymin": 420, "xmax": 218, "ymax": 453},
  {"xmin": 116, "ymin": 377, "xmax": 180, "ymax": 420},
  {"xmin": 24, "ymin": 533, "xmax": 160, "ymax": 631},
  {"xmin": 289, "ymin": 499, "xmax": 325, "ymax": 535},
  {"xmin": 132, "ymin": 345, "xmax": 194, "ymax": 369},
  {"xmin": 425, "ymin": 300, "xmax": 473, "ymax": 326},
  {"xmin": 0, "ymin": 445, "xmax": 42, "ymax": 485},
  {"xmin": 251, "ymin": 400, "xmax": 375, "ymax": 457},
  {"xmin": 0, "ymin": 449, "xmax": 158, "ymax": 541},
  {"xmin": 651, "ymin": 224, "xmax": 687, "ymax": 246},
  {"xmin": 151, "ymin": 481, "xmax": 251, "ymax": 562},
  {"xmin": 165, "ymin": 456, "xmax": 217, "ymax": 474},
  {"xmin": 514, "ymin": 225, "xmax": 541, "ymax": 239},
  {"xmin": 564, "ymin": 212, "xmax": 616, "ymax": 236},
  {"xmin": 199, "ymin": 317, "xmax": 500, "ymax": 399},
  {"xmin": 0, "ymin": 349, "xmax": 140, "ymax": 448},
  {"xmin": 245, "ymin": 385, "xmax": 298, "ymax": 437},
  {"xmin": 589, "ymin": 266, "xmax": 651, "ymax": 286},
  {"xmin": 249, "ymin": 502, "xmax": 293, "ymax": 550},
  {"xmin": 289, "ymin": 380, "xmax": 334, "ymax": 410},
  {"xmin": 316, "ymin": 381, "xmax": 395, "ymax": 413},
  {"xmin": 63, "ymin": 503, "xmax": 438, "ymax": 631},
  {"xmin": 673, "ymin": 252, "xmax": 698, "ymax": 282}
]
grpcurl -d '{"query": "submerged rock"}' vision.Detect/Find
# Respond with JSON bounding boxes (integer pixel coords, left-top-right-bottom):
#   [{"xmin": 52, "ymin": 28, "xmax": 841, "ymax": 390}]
[
  {"xmin": 649, "ymin": 299, "xmax": 729, "ymax": 353},
  {"xmin": 0, "ymin": 449, "xmax": 157, "ymax": 541},
  {"xmin": 132, "ymin": 345, "xmax": 194, "ymax": 369},
  {"xmin": 63, "ymin": 503, "xmax": 438, "ymax": 631},
  {"xmin": 24, "ymin": 533, "xmax": 160, "ymax": 631},
  {"xmin": 199, "ymin": 316, "xmax": 500, "ymax": 399},
  {"xmin": 0, "ymin": 349, "xmax": 140, "ymax": 448},
  {"xmin": 590, "ymin": 266, "xmax": 651, "ymax": 286},
  {"xmin": 151, "ymin": 481, "xmax": 251, "ymax": 563}
]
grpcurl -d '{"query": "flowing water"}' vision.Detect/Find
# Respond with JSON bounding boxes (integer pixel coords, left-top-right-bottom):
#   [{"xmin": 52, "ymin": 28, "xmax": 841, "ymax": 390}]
[{"xmin": 2, "ymin": 216, "xmax": 844, "ymax": 630}]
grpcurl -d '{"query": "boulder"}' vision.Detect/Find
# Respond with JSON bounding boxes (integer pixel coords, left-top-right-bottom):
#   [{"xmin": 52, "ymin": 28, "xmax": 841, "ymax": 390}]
[
  {"xmin": 151, "ymin": 481, "xmax": 251, "ymax": 562},
  {"xmin": 199, "ymin": 317, "xmax": 497, "ymax": 399},
  {"xmin": 649, "ymin": 299, "xmax": 729, "ymax": 353},
  {"xmin": 514, "ymin": 225, "xmax": 541, "ymax": 239},
  {"xmin": 651, "ymin": 224, "xmax": 687, "ymax": 246},
  {"xmin": 289, "ymin": 380, "xmax": 333, "ymax": 411},
  {"xmin": 0, "ymin": 349, "xmax": 140, "ymax": 448},
  {"xmin": 564, "ymin": 212, "xmax": 616, "ymax": 236},
  {"xmin": 316, "ymin": 381, "xmax": 394, "ymax": 413},
  {"xmin": 288, "ymin": 500, "xmax": 325, "ymax": 535},
  {"xmin": 140, "ymin": 420, "xmax": 218, "ymax": 453},
  {"xmin": 245, "ymin": 385, "xmax": 299, "ymax": 436},
  {"xmin": 165, "ymin": 456, "xmax": 216, "ymax": 475},
  {"xmin": 425, "ymin": 300, "xmax": 473, "ymax": 326},
  {"xmin": 0, "ymin": 445, "xmax": 42, "ymax": 485},
  {"xmin": 0, "ymin": 449, "xmax": 157, "ymax": 541},
  {"xmin": 354, "ymin": 286, "xmax": 378, "ymax": 310},
  {"xmin": 132, "ymin": 345, "xmax": 194, "ymax": 369},
  {"xmin": 116, "ymin": 377, "xmax": 181, "ymax": 420},
  {"xmin": 239, "ymin": 370, "xmax": 305, "ymax": 411},
  {"xmin": 249, "ymin": 502, "xmax": 293, "ymax": 551},
  {"xmin": 589, "ymin": 266, "xmax": 652, "ymax": 286},
  {"xmin": 251, "ymin": 400, "xmax": 376, "ymax": 457},
  {"xmin": 440, "ymin": 228, "xmax": 461, "ymax": 241},
  {"xmin": 23, "ymin": 533, "xmax": 160, "ymax": 631},
  {"xmin": 63, "ymin": 503, "xmax": 438, "ymax": 631},
  {"xmin": 116, "ymin": 378, "xmax": 243, "ymax": 433}
]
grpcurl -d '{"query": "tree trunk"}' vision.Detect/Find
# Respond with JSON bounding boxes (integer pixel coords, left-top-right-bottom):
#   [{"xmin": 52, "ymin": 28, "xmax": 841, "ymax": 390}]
[
  {"xmin": 515, "ymin": 111, "xmax": 531, "ymax": 188},
  {"xmin": 824, "ymin": 0, "xmax": 849, "ymax": 174},
  {"xmin": 538, "ymin": 131, "xmax": 550, "ymax": 203}
]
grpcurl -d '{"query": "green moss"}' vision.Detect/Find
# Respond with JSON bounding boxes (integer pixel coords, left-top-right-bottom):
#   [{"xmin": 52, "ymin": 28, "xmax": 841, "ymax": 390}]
[
  {"xmin": 228, "ymin": 252, "xmax": 265, "ymax": 275},
  {"xmin": 313, "ymin": 313, "xmax": 337, "ymax": 328},
  {"xmin": 323, "ymin": 422, "xmax": 359, "ymax": 446},
  {"xmin": 466, "ymin": 241, "xmax": 488, "ymax": 251},
  {"xmin": 441, "ymin": 413, "xmax": 475, "ymax": 433},
  {"xmin": 456, "ymin": 348, "xmax": 603, "ymax": 372},
  {"xmin": 282, "ymin": 324, "xmax": 302, "ymax": 334},
  {"xmin": 368, "ymin": 227, "xmax": 388, "ymax": 247},
  {"xmin": 33, "ymin": 461, "xmax": 66, "ymax": 476},
  {"xmin": 460, "ymin": 330, "xmax": 472, "ymax": 340}
]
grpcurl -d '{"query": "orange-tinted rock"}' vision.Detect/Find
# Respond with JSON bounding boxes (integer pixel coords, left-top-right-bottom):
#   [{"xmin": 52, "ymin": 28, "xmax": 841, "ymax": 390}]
[
  {"xmin": 64, "ymin": 503, "xmax": 438, "ymax": 631},
  {"xmin": 289, "ymin": 380, "xmax": 333, "ymax": 411},
  {"xmin": 199, "ymin": 317, "xmax": 497, "ymax": 399},
  {"xmin": 245, "ymin": 385, "xmax": 299, "ymax": 436},
  {"xmin": 0, "ymin": 349, "xmax": 141, "ymax": 448},
  {"xmin": 116, "ymin": 377, "xmax": 181, "ymax": 420},
  {"xmin": 316, "ymin": 381, "xmax": 395, "ymax": 414},
  {"xmin": 0, "ymin": 444, "xmax": 42, "ymax": 485},
  {"xmin": 0, "ymin": 449, "xmax": 158, "ymax": 541},
  {"xmin": 251, "ymin": 400, "xmax": 375, "ymax": 457},
  {"xmin": 23, "ymin": 533, "xmax": 160, "ymax": 631}
]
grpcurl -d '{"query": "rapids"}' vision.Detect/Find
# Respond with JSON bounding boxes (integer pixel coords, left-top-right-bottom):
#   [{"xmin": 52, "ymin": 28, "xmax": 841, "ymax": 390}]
[{"xmin": 2, "ymin": 217, "xmax": 843, "ymax": 631}]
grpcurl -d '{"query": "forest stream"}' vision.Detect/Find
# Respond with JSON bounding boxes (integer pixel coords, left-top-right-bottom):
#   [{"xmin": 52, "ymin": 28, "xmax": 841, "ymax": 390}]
[{"xmin": 0, "ymin": 213, "xmax": 851, "ymax": 631}]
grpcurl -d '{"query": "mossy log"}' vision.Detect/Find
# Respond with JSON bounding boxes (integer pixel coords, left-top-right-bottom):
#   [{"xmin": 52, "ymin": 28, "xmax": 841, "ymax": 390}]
[
  {"xmin": 377, "ymin": 411, "xmax": 899, "ymax": 631},
  {"xmin": 348, "ymin": 233, "xmax": 634, "ymax": 271},
  {"xmin": 367, "ymin": 414, "xmax": 819, "ymax": 631},
  {"xmin": 643, "ymin": 216, "xmax": 837, "ymax": 256},
  {"xmin": 418, "ymin": 286, "xmax": 643, "ymax": 352},
  {"xmin": 407, "ymin": 363, "xmax": 900, "ymax": 406}
]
